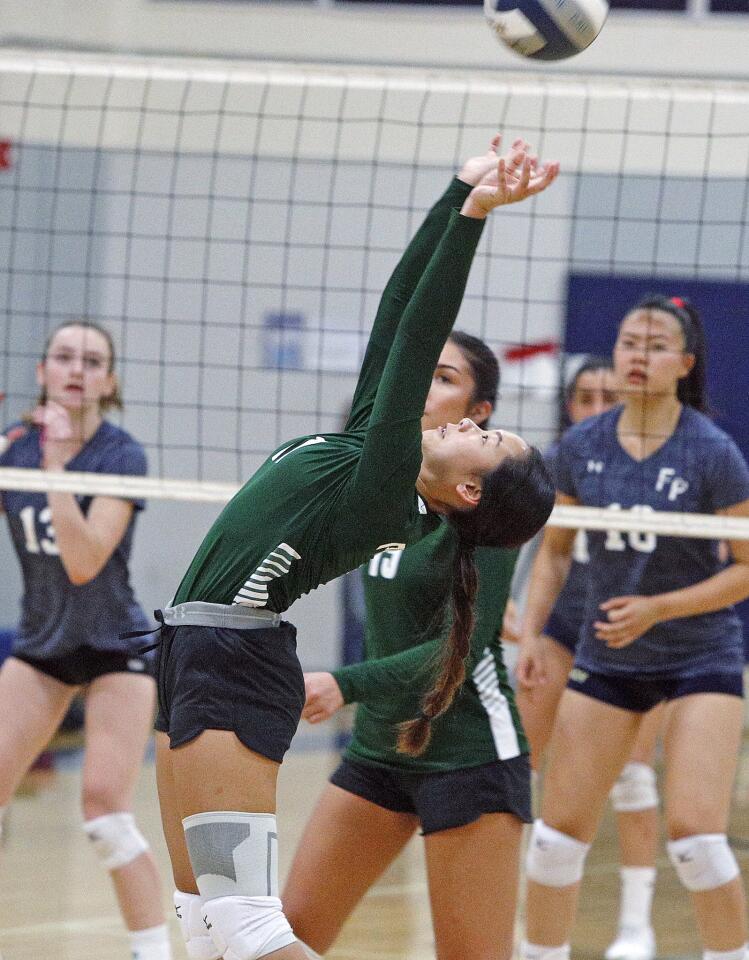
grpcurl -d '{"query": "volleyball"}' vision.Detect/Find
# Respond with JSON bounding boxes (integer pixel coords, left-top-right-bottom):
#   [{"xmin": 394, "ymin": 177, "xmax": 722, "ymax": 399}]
[{"xmin": 485, "ymin": 0, "xmax": 609, "ymax": 60}]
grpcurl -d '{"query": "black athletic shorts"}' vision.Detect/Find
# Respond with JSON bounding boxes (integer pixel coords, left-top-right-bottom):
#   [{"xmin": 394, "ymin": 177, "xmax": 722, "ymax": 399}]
[
  {"xmin": 153, "ymin": 620, "xmax": 304, "ymax": 763},
  {"xmin": 14, "ymin": 646, "xmax": 154, "ymax": 686},
  {"xmin": 330, "ymin": 754, "xmax": 532, "ymax": 835},
  {"xmin": 567, "ymin": 666, "xmax": 744, "ymax": 712}
]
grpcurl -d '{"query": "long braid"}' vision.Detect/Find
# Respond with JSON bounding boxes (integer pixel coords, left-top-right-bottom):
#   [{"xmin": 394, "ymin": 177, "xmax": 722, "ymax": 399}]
[{"xmin": 397, "ymin": 537, "xmax": 477, "ymax": 756}]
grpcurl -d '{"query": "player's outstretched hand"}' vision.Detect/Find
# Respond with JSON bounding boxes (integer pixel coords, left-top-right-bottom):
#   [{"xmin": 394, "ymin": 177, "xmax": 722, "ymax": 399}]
[
  {"xmin": 302, "ymin": 671, "xmax": 345, "ymax": 724},
  {"xmin": 461, "ymin": 149, "xmax": 559, "ymax": 218},
  {"xmin": 458, "ymin": 136, "xmax": 541, "ymax": 190}
]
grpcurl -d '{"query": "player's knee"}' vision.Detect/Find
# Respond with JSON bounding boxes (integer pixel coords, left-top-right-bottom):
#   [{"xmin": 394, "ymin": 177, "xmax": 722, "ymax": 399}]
[
  {"xmin": 83, "ymin": 812, "xmax": 150, "ymax": 871},
  {"xmin": 183, "ymin": 811, "xmax": 296, "ymax": 960},
  {"xmin": 610, "ymin": 762, "xmax": 658, "ymax": 813},
  {"xmin": 667, "ymin": 833, "xmax": 739, "ymax": 892},
  {"xmin": 174, "ymin": 891, "xmax": 222, "ymax": 960},
  {"xmin": 525, "ymin": 819, "xmax": 591, "ymax": 887},
  {"xmin": 82, "ymin": 779, "xmax": 126, "ymax": 820}
]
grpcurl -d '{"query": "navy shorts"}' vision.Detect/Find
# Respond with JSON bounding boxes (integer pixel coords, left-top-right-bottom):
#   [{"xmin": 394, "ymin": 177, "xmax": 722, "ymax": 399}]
[
  {"xmin": 153, "ymin": 621, "xmax": 304, "ymax": 763},
  {"xmin": 545, "ymin": 610, "xmax": 579, "ymax": 655},
  {"xmin": 567, "ymin": 666, "xmax": 744, "ymax": 712},
  {"xmin": 330, "ymin": 754, "xmax": 532, "ymax": 835},
  {"xmin": 14, "ymin": 646, "xmax": 154, "ymax": 687}
]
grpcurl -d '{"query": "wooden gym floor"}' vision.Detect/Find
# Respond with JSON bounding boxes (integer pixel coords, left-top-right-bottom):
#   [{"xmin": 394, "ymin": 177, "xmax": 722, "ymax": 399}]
[{"xmin": 2, "ymin": 735, "xmax": 749, "ymax": 960}]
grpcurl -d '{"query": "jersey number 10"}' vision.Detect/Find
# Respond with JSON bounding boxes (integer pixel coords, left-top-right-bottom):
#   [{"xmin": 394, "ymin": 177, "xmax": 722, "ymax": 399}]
[{"xmin": 604, "ymin": 504, "xmax": 657, "ymax": 554}]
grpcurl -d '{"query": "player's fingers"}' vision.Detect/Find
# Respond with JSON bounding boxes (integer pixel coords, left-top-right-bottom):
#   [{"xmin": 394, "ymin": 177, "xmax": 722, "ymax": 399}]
[
  {"xmin": 599, "ymin": 595, "xmax": 629, "ymax": 610},
  {"xmin": 516, "ymin": 658, "xmax": 532, "ymax": 687},
  {"xmin": 604, "ymin": 607, "xmax": 630, "ymax": 623},
  {"xmin": 606, "ymin": 635, "xmax": 633, "ymax": 648},
  {"xmin": 495, "ymin": 157, "xmax": 509, "ymax": 203},
  {"xmin": 526, "ymin": 161, "xmax": 559, "ymax": 196},
  {"xmin": 517, "ymin": 156, "xmax": 531, "ymax": 195}
]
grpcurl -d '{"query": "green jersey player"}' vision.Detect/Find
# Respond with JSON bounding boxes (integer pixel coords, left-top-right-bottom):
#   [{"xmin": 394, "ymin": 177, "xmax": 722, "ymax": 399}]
[
  {"xmin": 154, "ymin": 135, "xmax": 559, "ymax": 960},
  {"xmin": 283, "ymin": 330, "xmax": 529, "ymax": 960}
]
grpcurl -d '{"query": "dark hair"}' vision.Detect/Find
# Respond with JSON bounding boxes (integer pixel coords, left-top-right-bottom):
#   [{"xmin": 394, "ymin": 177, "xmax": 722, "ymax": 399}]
[
  {"xmin": 448, "ymin": 331, "xmax": 500, "ymax": 427},
  {"xmin": 397, "ymin": 447, "xmax": 554, "ymax": 756},
  {"xmin": 628, "ymin": 295, "xmax": 709, "ymax": 414},
  {"xmin": 31, "ymin": 320, "xmax": 122, "ymax": 413},
  {"xmin": 559, "ymin": 354, "xmax": 614, "ymax": 432}
]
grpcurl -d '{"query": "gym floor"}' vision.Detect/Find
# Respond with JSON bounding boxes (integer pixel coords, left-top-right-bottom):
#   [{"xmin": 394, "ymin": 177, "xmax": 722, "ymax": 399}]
[{"xmin": 2, "ymin": 736, "xmax": 749, "ymax": 960}]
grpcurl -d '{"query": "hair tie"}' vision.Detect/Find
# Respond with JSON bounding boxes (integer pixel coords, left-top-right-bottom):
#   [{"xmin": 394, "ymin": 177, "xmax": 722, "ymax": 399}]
[{"xmin": 670, "ymin": 296, "xmax": 686, "ymax": 309}]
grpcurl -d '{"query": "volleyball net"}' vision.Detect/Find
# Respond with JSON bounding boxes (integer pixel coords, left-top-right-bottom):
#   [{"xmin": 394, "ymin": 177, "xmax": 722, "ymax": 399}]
[{"xmin": 1, "ymin": 50, "xmax": 748, "ymax": 541}]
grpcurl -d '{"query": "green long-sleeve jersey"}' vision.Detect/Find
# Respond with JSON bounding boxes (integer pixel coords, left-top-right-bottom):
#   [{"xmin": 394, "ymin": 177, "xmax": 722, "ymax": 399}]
[
  {"xmin": 174, "ymin": 178, "xmax": 480, "ymax": 611},
  {"xmin": 333, "ymin": 523, "xmax": 526, "ymax": 773}
]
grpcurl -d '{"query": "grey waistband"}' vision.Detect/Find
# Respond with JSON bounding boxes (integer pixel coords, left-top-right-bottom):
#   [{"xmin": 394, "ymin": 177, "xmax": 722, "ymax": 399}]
[{"xmin": 160, "ymin": 601, "xmax": 281, "ymax": 630}]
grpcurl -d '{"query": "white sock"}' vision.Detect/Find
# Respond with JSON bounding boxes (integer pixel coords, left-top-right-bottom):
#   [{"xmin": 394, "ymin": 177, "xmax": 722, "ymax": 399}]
[
  {"xmin": 618, "ymin": 866, "xmax": 656, "ymax": 930},
  {"xmin": 521, "ymin": 941, "xmax": 571, "ymax": 960},
  {"xmin": 129, "ymin": 923, "xmax": 172, "ymax": 960},
  {"xmin": 703, "ymin": 946, "xmax": 749, "ymax": 960}
]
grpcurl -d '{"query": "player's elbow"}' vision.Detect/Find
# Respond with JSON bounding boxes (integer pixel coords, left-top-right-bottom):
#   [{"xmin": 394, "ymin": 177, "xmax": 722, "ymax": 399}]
[
  {"xmin": 66, "ymin": 567, "xmax": 97, "ymax": 586},
  {"xmin": 64, "ymin": 557, "xmax": 107, "ymax": 586}
]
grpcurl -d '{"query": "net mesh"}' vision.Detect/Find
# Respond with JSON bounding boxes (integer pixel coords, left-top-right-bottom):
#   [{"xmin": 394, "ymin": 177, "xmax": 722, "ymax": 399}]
[{"xmin": 1, "ymin": 51, "xmax": 748, "ymax": 539}]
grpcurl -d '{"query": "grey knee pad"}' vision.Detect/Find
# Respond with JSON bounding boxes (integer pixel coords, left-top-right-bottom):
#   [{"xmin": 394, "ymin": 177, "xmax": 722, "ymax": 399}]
[
  {"xmin": 183, "ymin": 811, "xmax": 279, "ymax": 900},
  {"xmin": 183, "ymin": 812, "xmax": 294, "ymax": 960}
]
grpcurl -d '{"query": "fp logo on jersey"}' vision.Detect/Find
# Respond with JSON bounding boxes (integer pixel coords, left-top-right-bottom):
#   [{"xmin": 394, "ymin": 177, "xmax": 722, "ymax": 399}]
[{"xmin": 655, "ymin": 467, "xmax": 689, "ymax": 502}]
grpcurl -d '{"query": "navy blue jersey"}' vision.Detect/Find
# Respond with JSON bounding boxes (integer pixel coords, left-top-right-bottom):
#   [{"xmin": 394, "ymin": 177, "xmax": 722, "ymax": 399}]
[
  {"xmin": 556, "ymin": 405, "xmax": 749, "ymax": 677},
  {"xmin": 545, "ymin": 441, "xmax": 589, "ymax": 645},
  {"xmin": 0, "ymin": 421, "xmax": 151, "ymax": 658}
]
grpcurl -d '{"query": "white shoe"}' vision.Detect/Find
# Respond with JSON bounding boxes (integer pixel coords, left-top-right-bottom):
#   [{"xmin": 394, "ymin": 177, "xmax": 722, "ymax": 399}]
[{"xmin": 604, "ymin": 926, "xmax": 656, "ymax": 960}]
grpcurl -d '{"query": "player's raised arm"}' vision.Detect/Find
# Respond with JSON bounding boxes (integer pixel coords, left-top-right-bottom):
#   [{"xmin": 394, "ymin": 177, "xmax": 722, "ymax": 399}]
[
  {"xmin": 353, "ymin": 144, "xmax": 558, "ymax": 496},
  {"xmin": 346, "ymin": 136, "xmax": 539, "ymax": 433}
]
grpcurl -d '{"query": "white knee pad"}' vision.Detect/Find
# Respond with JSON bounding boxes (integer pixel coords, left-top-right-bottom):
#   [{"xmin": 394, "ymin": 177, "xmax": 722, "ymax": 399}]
[
  {"xmin": 83, "ymin": 812, "xmax": 149, "ymax": 871},
  {"xmin": 174, "ymin": 891, "xmax": 222, "ymax": 960},
  {"xmin": 202, "ymin": 895, "xmax": 295, "ymax": 960},
  {"xmin": 183, "ymin": 811, "xmax": 295, "ymax": 960},
  {"xmin": 611, "ymin": 763, "xmax": 659, "ymax": 813},
  {"xmin": 526, "ymin": 819, "xmax": 591, "ymax": 888},
  {"xmin": 667, "ymin": 834, "xmax": 740, "ymax": 892}
]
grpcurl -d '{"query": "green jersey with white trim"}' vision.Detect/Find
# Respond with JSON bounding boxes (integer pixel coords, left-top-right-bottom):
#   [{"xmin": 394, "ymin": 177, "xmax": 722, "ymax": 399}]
[
  {"xmin": 333, "ymin": 523, "xmax": 526, "ymax": 773},
  {"xmin": 174, "ymin": 179, "xmax": 481, "ymax": 612}
]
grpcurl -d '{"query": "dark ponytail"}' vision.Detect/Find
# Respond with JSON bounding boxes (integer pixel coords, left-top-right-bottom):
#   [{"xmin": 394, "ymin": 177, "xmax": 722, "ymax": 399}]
[
  {"xmin": 448, "ymin": 330, "xmax": 500, "ymax": 428},
  {"xmin": 397, "ymin": 537, "xmax": 477, "ymax": 756},
  {"xmin": 397, "ymin": 446, "xmax": 554, "ymax": 756},
  {"xmin": 634, "ymin": 295, "xmax": 709, "ymax": 414}
]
